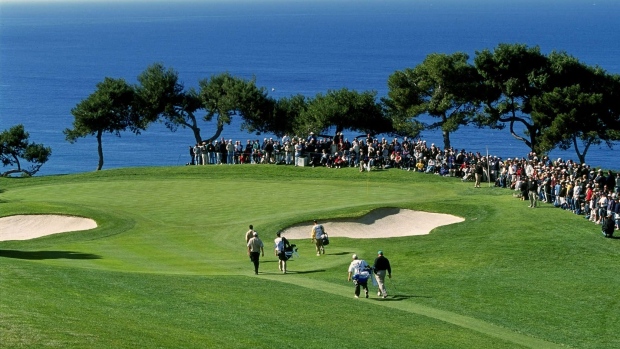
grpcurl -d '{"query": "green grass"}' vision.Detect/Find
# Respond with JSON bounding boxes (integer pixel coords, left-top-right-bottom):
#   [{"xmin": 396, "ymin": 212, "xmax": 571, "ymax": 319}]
[{"xmin": 1, "ymin": 165, "xmax": 618, "ymax": 348}]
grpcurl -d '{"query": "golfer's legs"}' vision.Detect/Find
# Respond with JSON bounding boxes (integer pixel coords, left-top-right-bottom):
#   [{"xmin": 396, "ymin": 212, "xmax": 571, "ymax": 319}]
[
  {"xmin": 375, "ymin": 270, "xmax": 387, "ymax": 296},
  {"xmin": 315, "ymin": 240, "xmax": 323, "ymax": 254},
  {"xmin": 250, "ymin": 252, "xmax": 260, "ymax": 273}
]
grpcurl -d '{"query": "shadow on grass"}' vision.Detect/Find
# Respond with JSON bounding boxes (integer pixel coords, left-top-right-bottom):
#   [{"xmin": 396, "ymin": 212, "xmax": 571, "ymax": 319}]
[
  {"xmin": 0, "ymin": 249, "xmax": 102, "ymax": 260},
  {"xmin": 257, "ymin": 269, "xmax": 326, "ymax": 275},
  {"xmin": 327, "ymin": 251, "xmax": 353, "ymax": 256},
  {"xmin": 371, "ymin": 294, "xmax": 433, "ymax": 301}
]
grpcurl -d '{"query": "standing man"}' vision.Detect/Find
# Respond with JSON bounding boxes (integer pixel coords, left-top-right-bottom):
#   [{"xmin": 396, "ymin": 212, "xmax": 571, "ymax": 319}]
[
  {"xmin": 474, "ymin": 161, "xmax": 484, "ymax": 188},
  {"xmin": 311, "ymin": 219, "xmax": 326, "ymax": 256},
  {"xmin": 373, "ymin": 250, "xmax": 392, "ymax": 299},
  {"xmin": 207, "ymin": 140, "xmax": 216, "ymax": 165},
  {"xmin": 188, "ymin": 145, "xmax": 195, "ymax": 165},
  {"xmin": 347, "ymin": 254, "xmax": 370, "ymax": 298},
  {"xmin": 193, "ymin": 143, "xmax": 201, "ymax": 165},
  {"xmin": 200, "ymin": 142, "xmax": 207, "ymax": 166},
  {"xmin": 226, "ymin": 139, "xmax": 235, "ymax": 165},
  {"xmin": 247, "ymin": 232, "xmax": 264, "ymax": 275},
  {"xmin": 528, "ymin": 175, "xmax": 539, "ymax": 208},
  {"xmin": 274, "ymin": 232, "xmax": 290, "ymax": 274}
]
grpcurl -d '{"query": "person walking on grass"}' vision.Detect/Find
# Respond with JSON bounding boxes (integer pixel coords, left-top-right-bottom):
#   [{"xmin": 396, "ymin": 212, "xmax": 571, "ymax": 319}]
[
  {"xmin": 311, "ymin": 219, "xmax": 326, "ymax": 256},
  {"xmin": 247, "ymin": 232, "xmax": 264, "ymax": 275},
  {"xmin": 245, "ymin": 224, "xmax": 255, "ymax": 260},
  {"xmin": 274, "ymin": 231, "xmax": 290, "ymax": 274},
  {"xmin": 373, "ymin": 250, "xmax": 392, "ymax": 298},
  {"xmin": 348, "ymin": 254, "xmax": 371, "ymax": 298},
  {"xmin": 245, "ymin": 224, "xmax": 255, "ymax": 243}
]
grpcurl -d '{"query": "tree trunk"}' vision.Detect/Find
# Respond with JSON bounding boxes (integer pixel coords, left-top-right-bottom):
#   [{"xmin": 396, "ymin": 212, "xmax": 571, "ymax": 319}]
[
  {"xmin": 442, "ymin": 130, "xmax": 451, "ymax": 150},
  {"xmin": 572, "ymin": 136, "xmax": 590, "ymax": 164},
  {"xmin": 191, "ymin": 126, "xmax": 202, "ymax": 144},
  {"xmin": 96, "ymin": 130, "xmax": 104, "ymax": 171},
  {"xmin": 205, "ymin": 123, "xmax": 224, "ymax": 143}
]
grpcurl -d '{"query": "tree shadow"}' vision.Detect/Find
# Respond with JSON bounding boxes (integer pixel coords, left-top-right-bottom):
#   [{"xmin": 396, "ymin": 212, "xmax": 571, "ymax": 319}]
[{"xmin": 0, "ymin": 249, "xmax": 102, "ymax": 260}]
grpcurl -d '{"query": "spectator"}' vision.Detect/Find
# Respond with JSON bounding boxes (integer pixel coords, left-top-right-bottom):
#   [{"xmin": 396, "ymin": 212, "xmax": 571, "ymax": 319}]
[
  {"xmin": 602, "ymin": 212, "xmax": 615, "ymax": 238},
  {"xmin": 188, "ymin": 145, "xmax": 195, "ymax": 165},
  {"xmin": 528, "ymin": 176, "xmax": 538, "ymax": 208}
]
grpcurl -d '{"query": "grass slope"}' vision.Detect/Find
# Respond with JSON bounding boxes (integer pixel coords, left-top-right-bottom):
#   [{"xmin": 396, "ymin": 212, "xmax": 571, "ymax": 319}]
[{"xmin": 1, "ymin": 165, "xmax": 618, "ymax": 348}]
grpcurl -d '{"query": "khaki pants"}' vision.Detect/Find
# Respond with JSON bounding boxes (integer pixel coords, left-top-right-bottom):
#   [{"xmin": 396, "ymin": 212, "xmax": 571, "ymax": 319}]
[
  {"xmin": 314, "ymin": 238, "xmax": 324, "ymax": 254},
  {"xmin": 375, "ymin": 269, "xmax": 387, "ymax": 296}
]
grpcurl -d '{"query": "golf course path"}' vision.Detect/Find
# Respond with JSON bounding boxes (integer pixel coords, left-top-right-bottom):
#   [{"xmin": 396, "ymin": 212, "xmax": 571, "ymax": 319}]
[{"xmin": 261, "ymin": 274, "xmax": 565, "ymax": 349}]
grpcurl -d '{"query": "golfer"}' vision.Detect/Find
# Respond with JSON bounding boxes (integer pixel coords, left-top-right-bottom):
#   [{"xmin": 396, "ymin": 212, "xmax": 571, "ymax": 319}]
[
  {"xmin": 245, "ymin": 224, "xmax": 256, "ymax": 261},
  {"xmin": 274, "ymin": 231, "xmax": 290, "ymax": 274},
  {"xmin": 311, "ymin": 219, "xmax": 326, "ymax": 256},
  {"xmin": 247, "ymin": 231, "xmax": 264, "ymax": 275},
  {"xmin": 245, "ymin": 224, "xmax": 255, "ymax": 243},
  {"xmin": 373, "ymin": 250, "xmax": 392, "ymax": 298},
  {"xmin": 348, "ymin": 254, "xmax": 371, "ymax": 298}
]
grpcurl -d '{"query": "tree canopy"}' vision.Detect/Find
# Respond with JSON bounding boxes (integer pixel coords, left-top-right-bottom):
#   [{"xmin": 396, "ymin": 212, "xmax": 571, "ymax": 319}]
[
  {"xmin": 298, "ymin": 88, "xmax": 391, "ymax": 138},
  {"xmin": 473, "ymin": 43, "xmax": 549, "ymax": 152},
  {"xmin": 385, "ymin": 52, "xmax": 480, "ymax": 149},
  {"xmin": 198, "ymin": 72, "xmax": 272, "ymax": 142},
  {"xmin": 64, "ymin": 77, "xmax": 138, "ymax": 171},
  {"xmin": 1, "ymin": 124, "xmax": 52, "ymax": 176},
  {"xmin": 532, "ymin": 52, "xmax": 620, "ymax": 163},
  {"xmin": 135, "ymin": 64, "xmax": 273, "ymax": 144},
  {"xmin": 135, "ymin": 63, "xmax": 203, "ymax": 143}
]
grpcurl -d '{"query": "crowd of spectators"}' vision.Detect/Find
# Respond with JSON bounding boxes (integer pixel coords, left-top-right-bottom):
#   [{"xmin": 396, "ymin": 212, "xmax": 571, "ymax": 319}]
[
  {"xmin": 188, "ymin": 133, "xmax": 620, "ymax": 232},
  {"xmin": 494, "ymin": 154, "xmax": 620, "ymax": 233}
]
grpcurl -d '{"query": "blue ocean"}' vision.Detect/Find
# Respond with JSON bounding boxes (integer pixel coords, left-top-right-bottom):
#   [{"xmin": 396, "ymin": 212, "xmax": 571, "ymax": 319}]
[{"xmin": 1, "ymin": 0, "xmax": 619, "ymax": 175}]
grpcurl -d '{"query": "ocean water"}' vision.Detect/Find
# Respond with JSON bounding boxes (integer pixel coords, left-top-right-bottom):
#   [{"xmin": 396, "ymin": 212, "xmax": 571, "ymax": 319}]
[{"xmin": 1, "ymin": 0, "xmax": 618, "ymax": 175}]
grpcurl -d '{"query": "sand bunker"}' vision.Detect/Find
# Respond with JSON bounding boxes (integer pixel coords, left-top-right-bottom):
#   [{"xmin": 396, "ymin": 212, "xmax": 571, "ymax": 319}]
[
  {"xmin": 280, "ymin": 208, "xmax": 464, "ymax": 239},
  {"xmin": 0, "ymin": 215, "xmax": 97, "ymax": 241}
]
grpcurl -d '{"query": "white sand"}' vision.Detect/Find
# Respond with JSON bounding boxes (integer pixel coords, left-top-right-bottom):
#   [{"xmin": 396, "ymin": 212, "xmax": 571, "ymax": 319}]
[
  {"xmin": 0, "ymin": 215, "xmax": 97, "ymax": 241},
  {"xmin": 280, "ymin": 208, "xmax": 464, "ymax": 239}
]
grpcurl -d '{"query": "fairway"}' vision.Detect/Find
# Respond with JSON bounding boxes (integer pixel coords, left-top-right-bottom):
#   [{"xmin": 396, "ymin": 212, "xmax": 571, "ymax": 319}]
[{"xmin": 1, "ymin": 165, "xmax": 618, "ymax": 349}]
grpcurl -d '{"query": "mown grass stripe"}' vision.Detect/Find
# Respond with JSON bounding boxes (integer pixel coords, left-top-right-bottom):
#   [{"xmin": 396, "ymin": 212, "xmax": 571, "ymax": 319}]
[{"xmin": 261, "ymin": 274, "xmax": 565, "ymax": 349}]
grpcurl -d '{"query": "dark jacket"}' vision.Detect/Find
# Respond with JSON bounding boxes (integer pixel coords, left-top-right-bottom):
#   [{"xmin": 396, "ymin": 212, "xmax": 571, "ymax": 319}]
[
  {"xmin": 603, "ymin": 216, "xmax": 615, "ymax": 237},
  {"xmin": 373, "ymin": 255, "xmax": 391, "ymax": 275},
  {"xmin": 527, "ymin": 179, "xmax": 538, "ymax": 192}
]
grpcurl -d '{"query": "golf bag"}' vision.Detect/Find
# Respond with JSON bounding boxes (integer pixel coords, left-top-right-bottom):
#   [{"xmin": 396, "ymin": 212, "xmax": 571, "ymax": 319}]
[
  {"xmin": 352, "ymin": 267, "xmax": 371, "ymax": 284},
  {"xmin": 284, "ymin": 244, "xmax": 299, "ymax": 260},
  {"xmin": 322, "ymin": 233, "xmax": 329, "ymax": 246}
]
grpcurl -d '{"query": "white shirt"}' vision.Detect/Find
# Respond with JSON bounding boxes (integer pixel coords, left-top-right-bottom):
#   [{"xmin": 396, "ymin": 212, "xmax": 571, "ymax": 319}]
[{"xmin": 348, "ymin": 259, "xmax": 369, "ymax": 275}]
